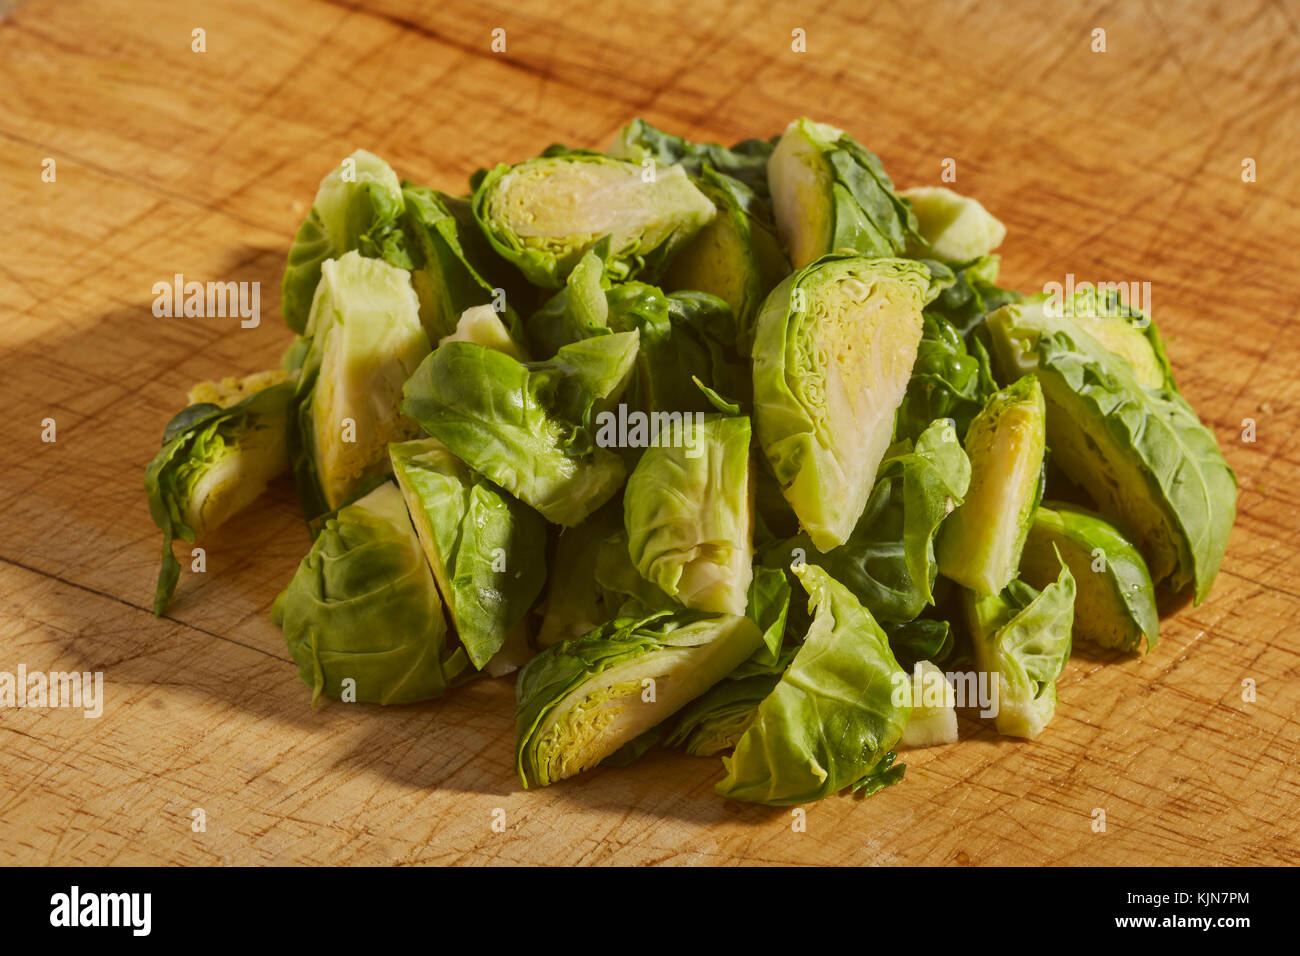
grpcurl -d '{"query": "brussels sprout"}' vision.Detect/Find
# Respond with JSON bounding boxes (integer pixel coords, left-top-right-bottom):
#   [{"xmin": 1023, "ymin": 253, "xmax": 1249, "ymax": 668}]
[
  {"xmin": 716, "ymin": 564, "xmax": 911, "ymax": 805},
  {"xmin": 624, "ymin": 415, "xmax": 754, "ymax": 615},
  {"xmin": 400, "ymin": 185, "xmax": 522, "ymax": 344},
  {"xmin": 770, "ymin": 417, "xmax": 971, "ymax": 624},
  {"xmin": 472, "ymin": 152, "xmax": 716, "ymax": 288},
  {"xmin": 937, "ymin": 375, "xmax": 1046, "ymax": 597},
  {"xmin": 272, "ymin": 482, "xmax": 470, "ymax": 705},
  {"xmin": 289, "ymin": 251, "xmax": 430, "ymax": 519},
  {"xmin": 401, "ymin": 332, "xmax": 639, "ymax": 526},
  {"xmin": 753, "ymin": 254, "xmax": 935, "ymax": 550},
  {"xmin": 146, "ymin": 372, "xmax": 293, "ymax": 615},
  {"xmin": 985, "ymin": 300, "xmax": 1235, "ymax": 602},
  {"xmin": 898, "ymin": 660, "xmax": 958, "ymax": 748},
  {"xmin": 438, "ymin": 304, "xmax": 530, "ymax": 361},
  {"xmin": 515, "ymin": 609, "xmax": 763, "ymax": 787},
  {"xmin": 1021, "ymin": 502, "xmax": 1158, "ymax": 652},
  {"xmin": 923, "ymin": 254, "xmax": 1022, "ymax": 338},
  {"xmin": 660, "ymin": 167, "xmax": 789, "ymax": 349},
  {"xmin": 1058, "ymin": 286, "xmax": 1174, "ymax": 391},
  {"xmin": 964, "ymin": 560, "xmax": 1075, "ymax": 740},
  {"xmin": 282, "ymin": 150, "xmax": 406, "ymax": 334},
  {"xmin": 609, "ymin": 118, "xmax": 777, "ymax": 200},
  {"xmin": 900, "ymin": 186, "xmax": 1006, "ymax": 263},
  {"xmin": 895, "ymin": 310, "xmax": 997, "ymax": 444},
  {"xmin": 766, "ymin": 118, "xmax": 919, "ymax": 269},
  {"xmin": 389, "ymin": 438, "xmax": 546, "ymax": 670}
]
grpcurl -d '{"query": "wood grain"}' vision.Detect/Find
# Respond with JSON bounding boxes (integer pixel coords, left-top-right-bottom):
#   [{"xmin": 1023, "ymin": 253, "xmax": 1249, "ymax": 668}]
[{"xmin": 0, "ymin": 0, "xmax": 1297, "ymax": 865}]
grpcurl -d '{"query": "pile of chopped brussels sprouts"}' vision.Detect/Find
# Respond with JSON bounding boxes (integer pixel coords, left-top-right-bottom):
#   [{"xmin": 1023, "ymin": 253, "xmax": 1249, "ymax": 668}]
[{"xmin": 146, "ymin": 118, "xmax": 1236, "ymax": 805}]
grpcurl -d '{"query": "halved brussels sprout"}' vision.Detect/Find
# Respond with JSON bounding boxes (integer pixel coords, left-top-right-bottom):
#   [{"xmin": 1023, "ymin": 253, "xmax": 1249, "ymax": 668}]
[
  {"xmin": 767, "ymin": 118, "xmax": 919, "ymax": 269},
  {"xmin": 515, "ymin": 609, "xmax": 763, "ymax": 787},
  {"xmin": 716, "ymin": 564, "xmax": 911, "ymax": 805},
  {"xmin": 401, "ymin": 332, "xmax": 639, "ymax": 526},
  {"xmin": 400, "ymin": 185, "xmax": 521, "ymax": 344},
  {"xmin": 986, "ymin": 300, "xmax": 1235, "ymax": 603},
  {"xmin": 389, "ymin": 439, "xmax": 546, "ymax": 670},
  {"xmin": 937, "ymin": 375, "xmax": 1046, "ymax": 597},
  {"xmin": 609, "ymin": 117, "xmax": 777, "ymax": 200},
  {"xmin": 282, "ymin": 150, "xmax": 406, "ymax": 334},
  {"xmin": 272, "ymin": 482, "xmax": 470, "ymax": 705},
  {"xmin": 290, "ymin": 251, "xmax": 430, "ymax": 519},
  {"xmin": 146, "ymin": 371, "xmax": 293, "ymax": 615},
  {"xmin": 624, "ymin": 415, "xmax": 754, "ymax": 615},
  {"xmin": 900, "ymin": 186, "xmax": 1006, "ymax": 263},
  {"xmin": 661, "ymin": 167, "xmax": 788, "ymax": 349},
  {"xmin": 898, "ymin": 660, "xmax": 958, "ymax": 748},
  {"xmin": 753, "ymin": 254, "xmax": 935, "ymax": 550},
  {"xmin": 472, "ymin": 152, "xmax": 715, "ymax": 288},
  {"xmin": 1021, "ymin": 502, "xmax": 1158, "ymax": 652},
  {"xmin": 770, "ymin": 416, "xmax": 971, "ymax": 624},
  {"xmin": 964, "ymin": 560, "xmax": 1074, "ymax": 740}
]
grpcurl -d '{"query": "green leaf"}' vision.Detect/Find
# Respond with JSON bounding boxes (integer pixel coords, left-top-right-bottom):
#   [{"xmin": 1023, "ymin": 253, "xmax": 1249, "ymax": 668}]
[
  {"xmin": 716, "ymin": 564, "xmax": 911, "ymax": 805},
  {"xmin": 271, "ymin": 483, "xmax": 471, "ymax": 705}
]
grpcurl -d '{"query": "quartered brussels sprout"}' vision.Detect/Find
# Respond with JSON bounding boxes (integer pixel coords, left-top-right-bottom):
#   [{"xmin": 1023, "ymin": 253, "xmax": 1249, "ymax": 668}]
[
  {"xmin": 289, "ymin": 251, "xmax": 430, "ymax": 519},
  {"xmin": 937, "ymin": 375, "xmax": 1046, "ymax": 597},
  {"xmin": 900, "ymin": 186, "xmax": 1006, "ymax": 263},
  {"xmin": 717, "ymin": 564, "xmax": 911, "ymax": 805},
  {"xmin": 401, "ymin": 332, "xmax": 639, "ymax": 526},
  {"xmin": 389, "ymin": 438, "xmax": 546, "ymax": 671},
  {"xmin": 399, "ymin": 184, "xmax": 521, "ymax": 344},
  {"xmin": 609, "ymin": 117, "xmax": 777, "ymax": 200},
  {"xmin": 964, "ymin": 561, "xmax": 1074, "ymax": 740},
  {"xmin": 146, "ymin": 371, "xmax": 293, "ymax": 615},
  {"xmin": 272, "ymin": 482, "xmax": 470, "ymax": 705},
  {"xmin": 661, "ymin": 166, "xmax": 789, "ymax": 349},
  {"xmin": 515, "ymin": 609, "xmax": 763, "ymax": 787},
  {"xmin": 898, "ymin": 660, "xmax": 958, "ymax": 748},
  {"xmin": 282, "ymin": 150, "xmax": 406, "ymax": 334},
  {"xmin": 766, "ymin": 118, "xmax": 919, "ymax": 269},
  {"xmin": 624, "ymin": 415, "xmax": 754, "ymax": 615},
  {"xmin": 472, "ymin": 152, "xmax": 716, "ymax": 288},
  {"xmin": 753, "ymin": 254, "xmax": 935, "ymax": 550},
  {"xmin": 770, "ymin": 416, "xmax": 971, "ymax": 624},
  {"xmin": 986, "ymin": 299, "xmax": 1236, "ymax": 603},
  {"xmin": 1057, "ymin": 286, "xmax": 1174, "ymax": 391},
  {"xmin": 1021, "ymin": 502, "xmax": 1158, "ymax": 653}
]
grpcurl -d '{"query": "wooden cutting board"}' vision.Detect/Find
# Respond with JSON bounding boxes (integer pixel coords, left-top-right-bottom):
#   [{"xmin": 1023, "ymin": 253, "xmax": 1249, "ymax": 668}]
[{"xmin": 1, "ymin": 0, "xmax": 1297, "ymax": 866}]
